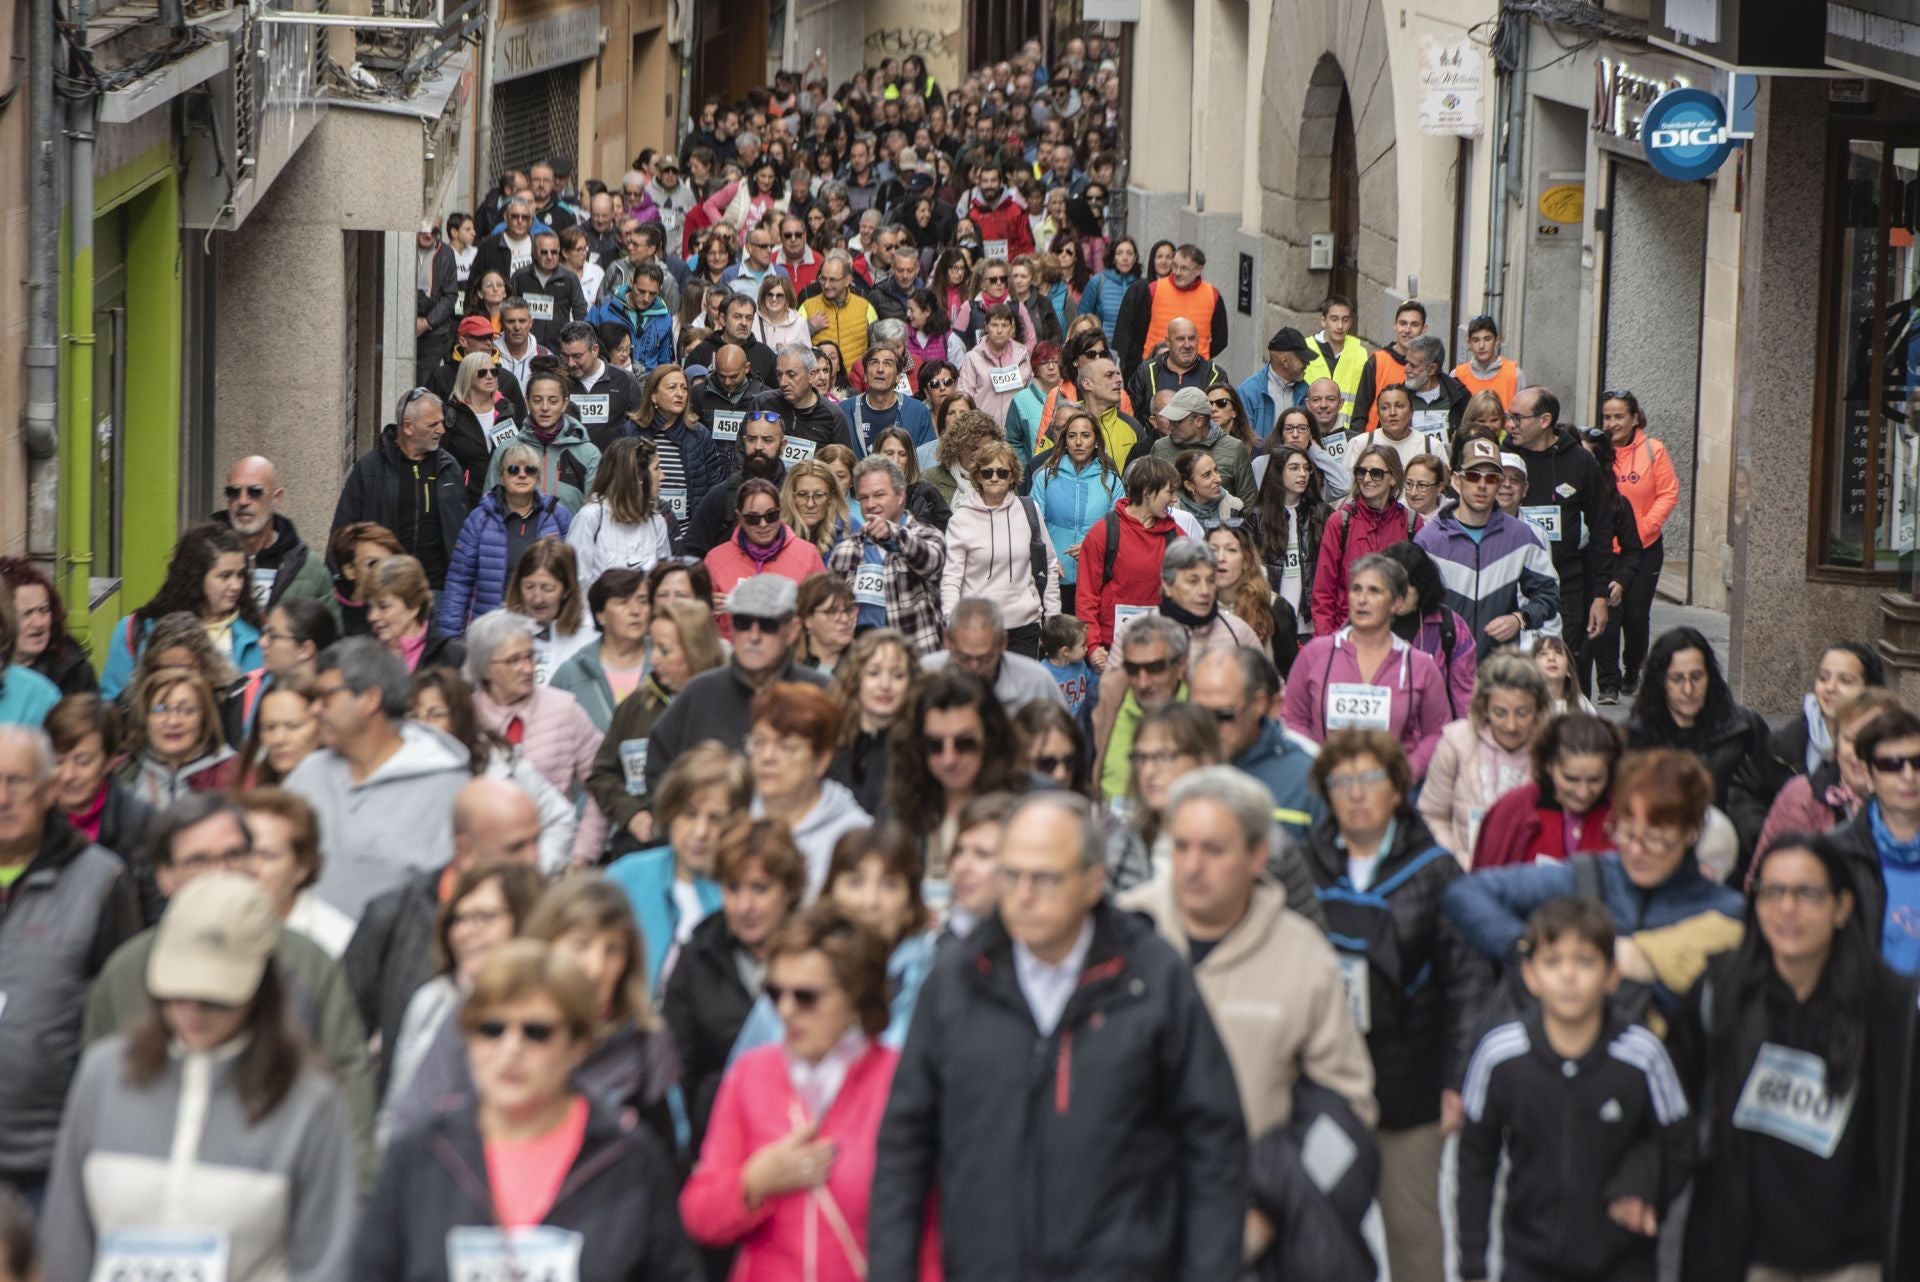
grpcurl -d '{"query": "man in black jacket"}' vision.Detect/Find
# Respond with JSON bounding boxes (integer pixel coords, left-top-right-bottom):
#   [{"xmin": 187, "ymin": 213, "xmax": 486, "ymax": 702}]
[
  {"xmin": 510, "ymin": 232, "xmax": 589, "ymax": 350},
  {"xmin": 559, "ymin": 321, "xmax": 640, "ymax": 449},
  {"xmin": 686, "ymin": 293, "xmax": 776, "ymax": 386},
  {"xmin": 1508, "ymin": 385, "xmax": 1614, "ymax": 690},
  {"xmin": 328, "ymin": 389, "xmax": 470, "ymax": 589},
  {"xmin": 211, "ymin": 454, "xmax": 336, "ymax": 620},
  {"xmin": 341, "ymin": 778, "xmax": 542, "ymax": 1095},
  {"xmin": 415, "ymin": 223, "xmax": 458, "ymax": 384},
  {"xmin": 470, "ymin": 196, "xmax": 537, "ymax": 285},
  {"xmin": 752, "ymin": 346, "xmax": 856, "ymax": 457},
  {"xmin": 685, "ymin": 409, "xmax": 788, "ymax": 557},
  {"xmin": 870, "ymin": 792, "xmax": 1248, "ymax": 1282},
  {"xmin": 692, "ymin": 342, "xmax": 768, "ymax": 459}
]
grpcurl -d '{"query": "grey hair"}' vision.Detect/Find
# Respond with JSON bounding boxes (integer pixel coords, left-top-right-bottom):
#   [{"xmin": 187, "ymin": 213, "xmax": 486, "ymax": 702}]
[
  {"xmin": 869, "ymin": 319, "xmax": 908, "ymax": 354},
  {"xmin": 818, "ymin": 180, "xmax": 849, "ymax": 205},
  {"xmin": 852, "ymin": 455, "xmax": 906, "ymax": 495},
  {"xmin": 621, "ymin": 169, "xmax": 646, "ymax": 190},
  {"xmin": 1166, "ymin": 765, "xmax": 1278, "ymax": 855},
  {"xmin": 1006, "ymin": 790, "xmax": 1106, "ymax": 870},
  {"xmin": 1159, "ymin": 537, "xmax": 1217, "ymax": 584},
  {"xmin": 775, "ymin": 342, "xmax": 820, "ymax": 372},
  {"xmin": 1192, "ymin": 644, "xmax": 1281, "ymax": 702},
  {"xmin": 505, "ymin": 195, "xmax": 532, "ymax": 214},
  {"xmin": 1118, "ymin": 612, "xmax": 1190, "ymax": 661},
  {"xmin": 821, "ymin": 248, "xmax": 855, "ymax": 271},
  {"xmin": 399, "ymin": 389, "xmax": 443, "ymax": 425},
  {"xmin": 1348, "ymin": 552, "xmax": 1411, "ymax": 599},
  {"xmin": 884, "ymin": 223, "xmax": 912, "ymax": 242},
  {"xmin": 463, "ymin": 610, "xmax": 538, "ymax": 687},
  {"xmin": 0, "ymin": 725, "xmax": 55, "ymax": 781},
  {"xmin": 948, "ymin": 597, "xmax": 1005, "ymax": 636},
  {"xmin": 316, "ymin": 636, "xmax": 411, "ymax": 720},
  {"xmin": 1406, "ymin": 334, "xmax": 1447, "ymax": 368},
  {"xmin": 736, "ymin": 130, "xmax": 761, "ymax": 151}
]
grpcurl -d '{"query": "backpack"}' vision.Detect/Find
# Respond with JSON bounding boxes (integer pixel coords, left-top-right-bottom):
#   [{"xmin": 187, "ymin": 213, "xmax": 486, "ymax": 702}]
[
  {"xmin": 1101, "ymin": 508, "xmax": 1178, "ymax": 583},
  {"xmin": 1473, "ymin": 855, "xmax": 1654, "ymax": 1033},
  {"xmin": 1017, "ymin": 496, "xmax": 1049, "ymax": 608}
]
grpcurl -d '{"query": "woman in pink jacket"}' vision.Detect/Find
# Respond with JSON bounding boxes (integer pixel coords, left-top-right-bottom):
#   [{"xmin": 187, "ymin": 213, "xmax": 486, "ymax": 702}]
[
  {"xmin": 680, "ymin": 902, "xmax": 941, "ymax": 1281},
  {"xmin": 704, "ymin": 479, "xmax": 828, "ymax": 640},
  {"xmin": 1309, "ymin": 443, "xmax": 1424, "ymax": 634},
  {"xmin": 1284, "ymin": 553, "xmax": 1451, "ymax": 778},
  {"xmin": 954, "ymin": 303, "xmax": 1033, "ymax": 430}
]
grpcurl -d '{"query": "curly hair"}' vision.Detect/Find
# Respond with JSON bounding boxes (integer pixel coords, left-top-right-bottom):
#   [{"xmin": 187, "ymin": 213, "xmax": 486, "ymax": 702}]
[
  {"xmin": 131, "ymin": 611, "xmax": 240, "ymax": 692},
  {"xmin": 885, "ymin": 668, "xmax": 1025, "ymax": 836},
  {"xmin": 934, "ymin": 408, "xmax": 1005, "ymax": 475},
  {"xmin": 134, "ymin": 523, "xmax": 265, "ymax": 633},
  {"xmin": 1204, "ymin": 524, "xmax": 1274, "ymax": 644},
  {"xmin": 831, "ymin": 628, "xmax": 920, "ymax": 747}
]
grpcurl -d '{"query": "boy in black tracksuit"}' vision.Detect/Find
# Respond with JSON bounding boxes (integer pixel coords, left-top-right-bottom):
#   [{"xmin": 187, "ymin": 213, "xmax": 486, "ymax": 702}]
[{"xmin": 1456, "ymin": 899, "xmax": 1696, "ymax": 1282}]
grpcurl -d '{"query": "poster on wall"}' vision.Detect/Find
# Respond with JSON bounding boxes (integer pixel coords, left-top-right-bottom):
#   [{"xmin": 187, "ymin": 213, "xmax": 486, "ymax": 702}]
[{"xmin": 1417, "ymin": 36, "xmax": 1484, "ymax": 137}]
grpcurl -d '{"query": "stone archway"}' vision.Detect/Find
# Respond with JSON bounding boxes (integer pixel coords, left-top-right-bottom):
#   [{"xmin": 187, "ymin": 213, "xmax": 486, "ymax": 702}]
[{"xmin": 1260, "ymin": 7, "xmax": 1401, "ymax": 343}]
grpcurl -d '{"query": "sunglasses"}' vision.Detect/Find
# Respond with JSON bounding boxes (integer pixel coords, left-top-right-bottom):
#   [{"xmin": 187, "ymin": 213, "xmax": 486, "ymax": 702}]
[
  {"xmin": 1033, "ymin": 752, "xmax": 1074, "ymax": 774},
  {"xmin": 1873, "ymin": 752, "xmax": 1920, "ymax": 775},
  {"xmin": 1352, "ymin": 467, "xmax": 1391, "ymax": 482},
  {"xmin": 732, "ymin": 613, "xmax": 792, "ymax": 635},
  {"xmin": 928, "ymin": 375, "xmax": 956, "ymax": 389},
  {"xmin": 504, "ymin": 464, "xmax": 538, "ymax": 477},
  {"xmin": 923, "ymin": 733, "xmax": 984, "ymax": 755},
  {"xmin": 976, "ymin": 467, "xmax": 1013, "ymax": 481},
  {"xmin": 738, "ymin": 511, "xmax": 781, "ymax": 527},
  {"xmin": 473, "ymin": 1019, "xmax": 559, "ymax": 1044},
  {"xmin": 224, "ymin": 484, "xmax": 267, "ymax": 501},
  {"xmin": 764, "ymin": 982, "xmax": 825, "ymax": 1010},
  {"xmin": 1122, "ymin": 655, "xmax": 1179, "ymax": 678}
]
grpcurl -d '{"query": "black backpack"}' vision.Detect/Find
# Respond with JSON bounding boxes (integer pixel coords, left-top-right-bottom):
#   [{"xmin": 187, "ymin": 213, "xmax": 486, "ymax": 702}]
[
  {"xmin": 1017, "ymin": 496, "xmax": 1050, "ymax": 608},
  {"xmin": 1101, "ymin": 508, "xmax": 1178, "ymax": 583}
]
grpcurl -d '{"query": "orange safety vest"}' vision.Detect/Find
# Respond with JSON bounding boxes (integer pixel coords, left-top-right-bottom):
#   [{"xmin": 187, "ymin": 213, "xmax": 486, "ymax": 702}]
[
  {"xmin": 1038, "ymin": 381, "xmax": 1136, "ymax": 448},
  {"xmin": 1452, "ymin": 358, "xmax": 1520, "ymax": 409},
  {"xmin": 1141, "ymin": 278, "xmax": 1220, "ymax": 362},
  {"xmin": 1363, "ymin": 347, "xmax": 1408, "ymax": 434}
]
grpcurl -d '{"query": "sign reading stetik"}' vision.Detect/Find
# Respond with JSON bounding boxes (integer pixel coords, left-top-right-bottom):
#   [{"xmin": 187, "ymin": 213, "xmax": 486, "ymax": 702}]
[{"xmin": 1418, "ymin": 36, "xmax": 1484, "ymax": 137}]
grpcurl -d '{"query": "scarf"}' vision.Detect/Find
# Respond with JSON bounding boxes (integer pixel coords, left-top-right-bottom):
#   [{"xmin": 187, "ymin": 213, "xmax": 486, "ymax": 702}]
[
  {"xmin": 1802, "ymin": 692, "xmax": 1834, "ymax": 774},
  {"xmin": 68, "ymin": 780, "xmax": 111, "ymax": 843},
  {"xmin": 1158, "ymin": 596, "xmax": 1220, "ymax": 631},
  {"xmin": 1871, "ymin": 799, "xmax": 1920, "ymax": 868},
  {"xmin": 735, "ymin": 523, "xmax": 790, "ymax": 569},
  {"xmin": 397, "ymin": 624, "xmax": 429, "ymax": 672},
  {"xmin": 530, "ymin": 421, "xmax": 561, "ymax": 445}
]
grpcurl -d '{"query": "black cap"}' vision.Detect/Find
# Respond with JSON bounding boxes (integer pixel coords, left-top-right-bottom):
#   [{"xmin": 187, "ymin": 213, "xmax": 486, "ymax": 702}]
[{"xmin": 1267, "ymin": 327, "xmax": 1312, "ymax": 357}]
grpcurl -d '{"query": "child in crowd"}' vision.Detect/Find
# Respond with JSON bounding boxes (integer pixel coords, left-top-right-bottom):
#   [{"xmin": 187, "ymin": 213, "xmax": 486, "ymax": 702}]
[
  {"xmin": 1457, "ymin": 898, "xmax": 1695, "ymax": 1282},
  {"xmin": 1533, "ymin": 635, "xmax": 1596, "ymax": 715},
  {"xmin": 1040, "ymin": 614, "xmax": 1096, "ymax": 716}
]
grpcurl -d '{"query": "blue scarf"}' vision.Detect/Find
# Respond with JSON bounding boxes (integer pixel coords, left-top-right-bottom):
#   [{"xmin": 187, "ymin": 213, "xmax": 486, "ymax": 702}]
[{"xmin": 1870, "ymin": 799, "xmax": 1920, "ymax": 867}]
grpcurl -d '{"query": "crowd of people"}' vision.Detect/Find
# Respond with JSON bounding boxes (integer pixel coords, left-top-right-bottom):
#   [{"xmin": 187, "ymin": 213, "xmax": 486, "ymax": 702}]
[{"xmin": 0, "ymin": 30, "xmax": 1912, "ymax": 1282}]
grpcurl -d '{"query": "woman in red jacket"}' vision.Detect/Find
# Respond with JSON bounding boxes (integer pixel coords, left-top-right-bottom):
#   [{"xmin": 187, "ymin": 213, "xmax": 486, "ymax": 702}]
[
  {"xmin": 1597, "ymin": 391, "xmax": 1679, "ymax": 697},
  {"xmin": 704, "ymin": 479, "xmax": 827, "ymax": 640},
  {"xmin": 1074, "ymin": 456, "xmax": 1184, "ymax": 673},
  {"xmin": 1471, "ymin": 713, "xmax": 1622, "ymax": 870},
  {"xmin": 1309, "ymin": 444, "xmax": 1424, "ymax": 634},
  {"xmin": 680, "ymin": 902, "xmax": 940, "ymax": 1281}
]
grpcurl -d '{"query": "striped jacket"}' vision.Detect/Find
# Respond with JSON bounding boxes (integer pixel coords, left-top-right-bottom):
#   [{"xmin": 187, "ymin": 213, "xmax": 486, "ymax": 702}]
[
  {"xmin": 827, "ymin": 514, "xmax": 947, "ymax": 656},
  {"xmin": 1414, "ymin": 508, "xmax": 1562, "ymax": 658}
]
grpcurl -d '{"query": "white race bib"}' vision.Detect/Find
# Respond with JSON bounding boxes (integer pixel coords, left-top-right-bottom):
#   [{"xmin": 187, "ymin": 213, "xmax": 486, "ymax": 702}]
[
  {"xmin": 525, "ymin": 293, "xmax": 555, "ymax": 322},
  {"xmin": 454, "ymin": 289, "xmax": 466, "ymax": 314},
  {"xmin": 1417, "ymin": 429, "xmax": 1449, "ymax": 457},
  {"xmin": 781, "ymin": 437, "xmax": 819, "ymax": 465},
  {"xmin": 250, "ymin": 567, "xmax": 277, "ymax": 611},
  {"xmin": 446, "ymin": 1225, "xmax": 584, "ymax": 1282},
  {"xmin": 988, "ymin": 364, "xmax": 1023, "ymax": 394},
  {"xmin": 1411, "ymin": 406, "xmax": 1451, "ymax": 435},
  {"xmin": 1322, "ymin": 430, "xmax": 1351, "ymax": 464},
  {"xmin": 711, "ymin": 410, "xmax": 744, "ymax": 442},
  {"xmin": 1335, "ymin": 954, "xmax": 1372, "ymax": 1034},
  {"xmin": 1733, "ymin": 1042, "xmax": 1857, "ymax": 1159},
  {"xmin": 1112, "ymin": 603, "xmax": 1153, "ymax": 639},
  {"xmin": 619, "ymin": 739, "xmax": 649, "ymax": 796},
  {"xmin": 983, "ymin": 239, "xmax": 1009, "ymax": 261},
  {"xmin": 488, "ymin": 420, "xmax": 519, "ymax": 450},
  {"xmin": 895, "ymin": 374, "xmax": 914, "ymax": 396},
  {"xmin": 853, "ymin": 564, "xmax": 887, "ymax": 607},
  {"xmin": 1280, "ymin": 546, "xmax": 1303, "ymax": 580},
  {"xmin": 510, "ymin": 252, "xmax": 533, "ymax": 275},
  {"xmin": 573, "ymin": 394, "xmax": 610, "ymax": 425},
  {"xmin": 659, "ymin": 487, "xmax": 688, "ymax": 519},
  {"xmin": 1521, "ymin": 505, "xmax": 1563, "ymax": 542},
  {"xmin": 1326, "ymin": 682, "xmax": 1392, "ymax": 731},
  {"xmin": 94, "ymin": 1229, "xmax": 230, "ymax": 1282}
]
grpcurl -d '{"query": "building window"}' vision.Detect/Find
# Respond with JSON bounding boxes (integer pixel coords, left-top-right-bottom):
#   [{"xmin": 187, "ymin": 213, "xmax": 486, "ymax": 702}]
[{"xmin": 1819, "ymin": 136, "xmax": 1920, "ymax": 574}]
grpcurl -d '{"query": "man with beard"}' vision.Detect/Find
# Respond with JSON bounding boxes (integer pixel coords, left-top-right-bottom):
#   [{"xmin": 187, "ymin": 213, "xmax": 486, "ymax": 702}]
[{"xmin": 685, "ymin": 406, "xmax": 789, "ymax": 557}]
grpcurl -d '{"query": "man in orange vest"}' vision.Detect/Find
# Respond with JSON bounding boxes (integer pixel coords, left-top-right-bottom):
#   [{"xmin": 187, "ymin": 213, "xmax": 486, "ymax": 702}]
[
  {"xmin": 1351, "ymin": 298, "xmax": 1430, "ymax": 434},
  {"xmin": 1126, "ymin": 316, "xmax": 1227, "ymax": 413},
  {"xmin": 1452, "ymin": 313, "xmax": 1525, "ymax": 409},
  {"xmin": 1112, "ymin": 243, "xmax": 1231, "ymax": 380}
]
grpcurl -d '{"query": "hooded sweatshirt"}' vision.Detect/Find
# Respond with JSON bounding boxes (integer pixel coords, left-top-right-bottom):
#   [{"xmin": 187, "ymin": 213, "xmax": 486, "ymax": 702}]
[
  {"xmin": 1515, "ymin": 425, "xmax": 1615, "ymax": 595},
  {"xmin": 956, "ymin": 336, "xmax": 1033, "ymax": 429},
  {"xmin": 1076, "ymin": 497, "xmax": 1182, "ymax": 649},
  {"xmin": 286, "ymin": 722, "xmax": 473, "ymax": 916},
  {"xmin": 940, "ymin": 491, "xmax": 1060, "ymax": 628},
  {"xmin": 1417, "ymin": 720, "xmax": 1535, "ymax": 860},
  {"xmin": 751, "ymin": 778, "xmax": 872, "ymax": 899},
  {"xmin": 1281, "ymin": 627, "xmax": 1452, "ymax": 778},
  {"xmin": 483, "ymin": 414, "xmax": 601, "ymax": 514}
]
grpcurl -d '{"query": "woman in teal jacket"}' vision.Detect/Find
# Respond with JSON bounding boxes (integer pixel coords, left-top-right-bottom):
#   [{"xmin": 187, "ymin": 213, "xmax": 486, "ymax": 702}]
[
  {"xmin": 101, "ymin": 523, "xmax": 265, "ymax": 700},
  {"xmin": 1026, "ymin": 407, "xmax": 1125, "ymax": 612},
  {"xmin": 1074, "ymin": 236, "xmax": 1141, "ymax": 343}
]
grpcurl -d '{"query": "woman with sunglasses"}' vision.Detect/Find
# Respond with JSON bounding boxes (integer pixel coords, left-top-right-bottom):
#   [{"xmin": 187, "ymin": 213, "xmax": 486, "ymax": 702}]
[
  {"xmin": 918, "ymin": 359, "xmax": 962, "ymax": 429},
  {"xmin": 886, "ymin": 668, "xmax": 1028, "ymax": 877},
  {"xmin": 872, "ymin": 427, "xmax": 952, "ymax": 532},
  {"xmin": 1075, "ymin": 234, "xmax": 1139, "ymax": 344},
  {"xmin": 438, "ymin": 441, "xmax": 573, "ymax": 638},
  {"xmin": 753, "ymin": 274, "xmax": 810, "ymax": 352},
  {"xmin": 705, "ymin": 479, "xmax": 827, "ymax": 638},
  {"xmin": 1283, "ymin": 553, "xmax": 1450, "ymax": 779},
  {"xmin": 1309, "ymin": 443, "xmax": 1423, "ymax": 636},
  {"xmin": 828, "ymin": 629, "xmax": 919, "ymax": 817},
  {"xmin": 955, "ymin": 260, "xmax": 1036, "ymax": 351},
  {"xmin": 940, "ymin": 440, "xmax": 1059, "ymax": 658},
  {"xmin": 1627, "ymin": 627, "xmax": 1783, "ymax": 873},
  {"xmin": 682, "ymin": 901, "xmax": 939, "ymax": 1281},
  {"xmin": 1665, "ymin": 831, "xmax": 1920, "ymax": 1282},
  {"xmin": 1204, "ymin": 384, "xmax": 1260, "ymax": 453},
  {"xmin": 1013, "ymin": 700, "xmax": 1091, "ymax": 796},
  {"xmin": 359, "ymin": 938, "xmax": 702, "ymax": 1282}
]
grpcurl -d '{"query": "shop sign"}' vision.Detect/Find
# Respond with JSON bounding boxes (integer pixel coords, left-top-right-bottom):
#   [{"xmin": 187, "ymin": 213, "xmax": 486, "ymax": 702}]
[
  {"xmin": 494, "ymin": 7, "xmax": 600, "ymax": 83},
  {"xmin": 1417, "ymin": 36, "xmax": 1484, "ymax": 137},
  {"xmin": 1538, "ymin": 183, "xmax": 1585, "ymax": 224},
  {"xmin": 1641, "ymin": 86, "xmax": 1736, "ymax": 181},
  {"xmin": 1594, "ymin": 55, "xmax": 1694, "ymax": 144},
  {"xmin": 1827, "ymin": 0, "xmax": 1920, "ymax": 91}
]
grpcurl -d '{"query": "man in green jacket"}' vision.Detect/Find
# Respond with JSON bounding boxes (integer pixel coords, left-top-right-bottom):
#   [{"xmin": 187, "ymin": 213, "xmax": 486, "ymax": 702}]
[
  {"xmin": 83, "ymin": 795, "xmax": 377, "ymax": 1188},
  {"xmin": 213, "ymin": 454, "xmax": 341, "ymax": 625},
  {"xmin": 1150, "ymin": 386, "xmax": 1257, "ymax": 509}
]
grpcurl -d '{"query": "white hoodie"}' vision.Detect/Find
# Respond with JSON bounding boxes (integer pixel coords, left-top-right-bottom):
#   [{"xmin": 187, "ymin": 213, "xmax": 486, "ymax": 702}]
[
  {"xmin": 939, "ymin": 491, "xmax": 1061, "ymax": 629},
  {"xmin": 566, "ymin": 499, "xmax": 675, "ymax": 592},
  {"xmin": 752, "ymin": 778, "xmax": 872, "ymax": 899}
]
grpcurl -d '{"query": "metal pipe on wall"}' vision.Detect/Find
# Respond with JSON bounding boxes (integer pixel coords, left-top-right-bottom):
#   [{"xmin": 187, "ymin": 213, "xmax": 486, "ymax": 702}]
[
  {"xmin": 25, "ymin": 0, "xmax": 57, "ymax": 464},
  {"xmin": 62, "ymin": 89, "xmax": 97, "ymax": 641},
  {"xmin": 471, "ymin": 0, "xmax": 498, "ymax": 203},
  {"xmin": 1484, "ymin": 10, "xmax": 1528, "ymax": 331}
]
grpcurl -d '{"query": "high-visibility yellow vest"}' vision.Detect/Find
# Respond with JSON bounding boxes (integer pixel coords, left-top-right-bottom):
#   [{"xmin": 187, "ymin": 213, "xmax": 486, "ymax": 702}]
[{"xmin": 1303, "ymin": 335, "xmax": 1368, "ymax": 422}]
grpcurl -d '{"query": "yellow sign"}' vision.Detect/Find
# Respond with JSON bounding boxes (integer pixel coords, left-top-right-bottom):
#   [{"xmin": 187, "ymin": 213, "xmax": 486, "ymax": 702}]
[{"xmin": 1538, "ymin": 184, "xmax": 1585, "ymax": 225}]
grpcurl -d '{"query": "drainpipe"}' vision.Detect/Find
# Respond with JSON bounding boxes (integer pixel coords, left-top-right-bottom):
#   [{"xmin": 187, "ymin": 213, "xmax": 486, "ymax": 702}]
[
  {"xmin": 472, "ymin": 0, "xmax": 498, "ymax": 203},
  {"xmin": 24, "ymin": 0, "xmax": 56, "ymax": 467},
  {"xmin": 62, "ymin": 88, "xmax": 97, "ymax": 643},
  {"xmin": 1484, "ymin": 9, "xmax": 1528, "ymax": 330}
]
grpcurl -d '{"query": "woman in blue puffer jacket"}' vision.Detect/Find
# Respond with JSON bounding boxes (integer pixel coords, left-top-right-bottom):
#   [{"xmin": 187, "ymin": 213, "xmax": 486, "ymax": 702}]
[
  {"xmin": 437, "ymin": 442, "xmax": 572, "ymax": 637},
  {"xmin": 1026, "ymin": 406, "xmax": 1124, "ymax": 615},
  {"xmin": 1074, "ymin": 236, "xmax": 1142, "ymax": 344}
]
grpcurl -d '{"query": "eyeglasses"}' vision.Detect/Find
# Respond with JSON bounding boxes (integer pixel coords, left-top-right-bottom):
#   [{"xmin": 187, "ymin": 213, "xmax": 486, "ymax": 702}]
[
  {"xmin": 224, "ymin": 484, "xmax": 267, "ymax": 501},
  {"xmin": 976, "ymin": 467, "xmax": 1013, "ymax": 481},
  {"xmin": 173, "ymin": 848, "xmax": 254, "ymax": 873},
  {"xmin": 504, "ymin": 464, "xmax": 538, "ymax": 477},
  {"xmin": 781, "ymin": 229, "xmax": 806, "ymax": 239},
  {"xmin": 1352, "ymin": 467, "xmax": 1391, "ymax": 482},
  {"xmin": 1207, "ymin": 396, "xmax": 1234, "ymax": 410},
  {"xmin": 1132, "ymin": 750, "xmax": 1190, "ymax": 768},
  {"xmin": 1754, "ymin": 883, "xmax": 1836, "ymax": 907},
  {"xmin": 1459, "ymin": 470, "xmax": 1501, "ymax": 486},
  {"xmin": 1325, "ymin": 768, "xmax": 1389, "ymax": 793},
  {"xmin": 746, "ymin": 732, "xmax": 810, "ymax": 758},
  {"xmin": 473, "ymin": 1019, "xmax": 559, "ymax": 1044},
  {"xmin": 1199, "ymin": 704, "xmax": 1245, "ymax": 725},
  {"xmin": 738, "ymin": 511, "xmax": 781, "ymax": 528},
  {"xmin": 764, "ymin": 982, "xmax": 825, "ymax": 1010},
  {"xmin": 1602, "ymin": 388, "xmax": 1636, "ymax": 402},
  {"xmin": 923, "ymin": 733, "xmax": 983, "ymax": 756},
  {"xmin": 994, "ymin": 865, "xmax": 1072, "ymax": 893},
  {"xmin": 1403, "ymin": 478, "xmax": 1439, "ymax": 492},
  {"xmin": 747, "ymin": 411, "xmax": 785, "ymax": 424},
  {"xmin": 1122, "ymin": 655, "xmax": 1178, "ymax": 678},
  {"xmin": 1873, "ymin": 751, "xmax": 1920, "ymax": 775},
  {"xmin": 732, "ymin": 613, "xmax": 792, "ymax": 635},
  {"xmin": 491, "ymin": 651, "xmax": 537, "ymax": 669},
  {"xmin": 450, "ymin": 907, "xmax": 509, "ymax": 930},
  {"xmin": 151, "ymin": 703, "xmax": 199, "ymax": 720},
  {"xmin": 1506, "ymin": 409, "xmax": 1545, "ymax": 422},
  {"xmin": 1607, "ymin": 823, "xmax": 1686, "ymax": 858}
]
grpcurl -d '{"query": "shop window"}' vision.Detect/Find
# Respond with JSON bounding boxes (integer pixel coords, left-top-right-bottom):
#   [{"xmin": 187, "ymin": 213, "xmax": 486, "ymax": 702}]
[{"xmin": 1818, "ymin": 137, "xmax": 1920, "ymax": 577}]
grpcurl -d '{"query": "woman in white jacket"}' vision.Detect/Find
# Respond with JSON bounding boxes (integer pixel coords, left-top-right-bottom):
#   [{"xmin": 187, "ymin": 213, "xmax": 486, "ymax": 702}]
[
  {"xmin": 566, "ymin": 436, "xmax": 674, "ymax": 592},
  {"xmin": 939, "ymin": 439, "xmax": 1060, "ymax": 659},
  {"xmin": 751, "ymin": 274, "xmax": 811, "ymax": 351},
  {"xmin": 1416, "ymin": 652, "xmax": 1551, "ymax": 860}
]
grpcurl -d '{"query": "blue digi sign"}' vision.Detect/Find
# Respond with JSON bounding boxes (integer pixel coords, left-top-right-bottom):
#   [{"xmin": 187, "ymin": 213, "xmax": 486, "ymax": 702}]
[{"xmin": 1640, "ymin": 86, "xmax": 1735, "ymax": 182}]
